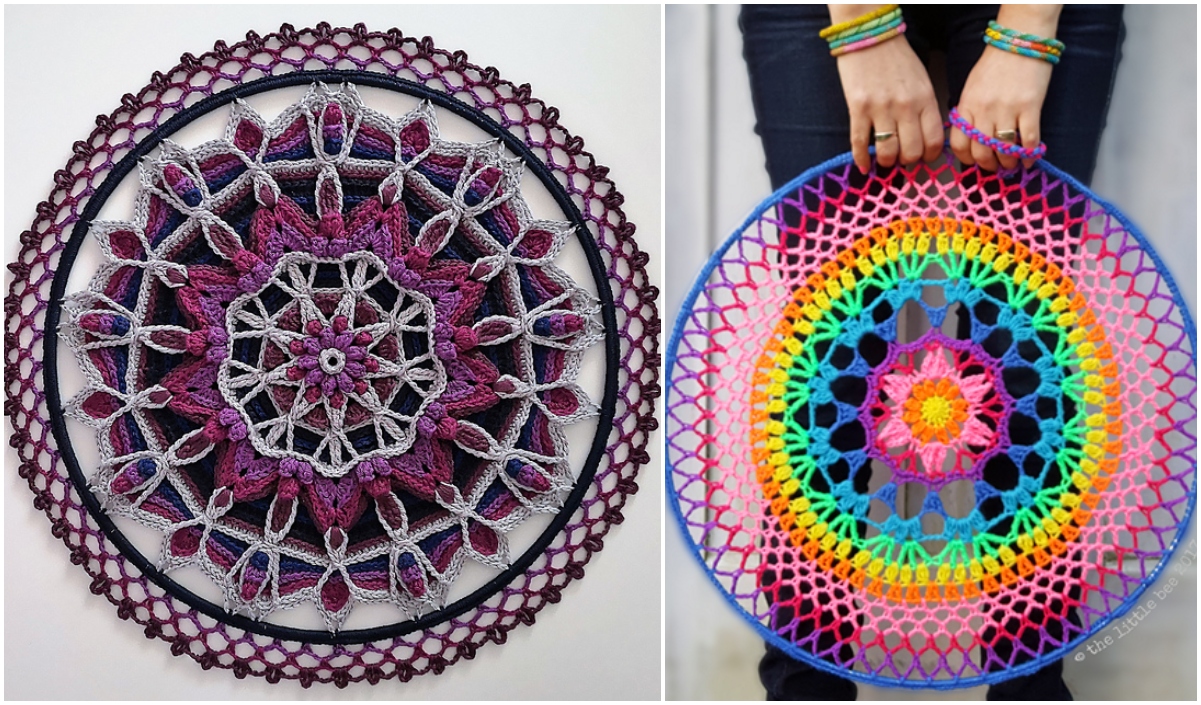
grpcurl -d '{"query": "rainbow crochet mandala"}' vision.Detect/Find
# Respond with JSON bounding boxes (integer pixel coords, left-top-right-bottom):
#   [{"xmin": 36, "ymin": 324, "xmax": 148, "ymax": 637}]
[
  {"xmin": 667, "ymin": 152, "xmax": 1196, "ymax": 688},
  {"xmin": 7, "ymin": 25, "xmax": 658, "ymax": 687}
]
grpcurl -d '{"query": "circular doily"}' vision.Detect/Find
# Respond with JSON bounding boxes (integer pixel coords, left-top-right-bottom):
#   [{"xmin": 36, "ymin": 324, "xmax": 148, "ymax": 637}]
[
  {"xmin": 8, "ymin": 24, "xmax": 659, "ymax": 687},
  {"xmin": 666, "ymin": 152, "xmax": 1196, "ymax": 688}
]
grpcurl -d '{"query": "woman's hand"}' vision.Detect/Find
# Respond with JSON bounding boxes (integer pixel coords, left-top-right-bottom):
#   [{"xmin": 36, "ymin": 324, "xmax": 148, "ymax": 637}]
[
  {"xmin": 952, "ymin": 5, "xmax": 1061, "ymax": 170},
  {"xmin": 834, "ymin": 28, "xmax": 943, "ymax": 174}
]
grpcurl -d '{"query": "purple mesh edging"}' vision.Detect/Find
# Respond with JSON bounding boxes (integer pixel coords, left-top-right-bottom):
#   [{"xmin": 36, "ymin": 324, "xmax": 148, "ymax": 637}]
[{"xmin": 5, "ymin": 23, "xmax": 659, "ymax": 688}]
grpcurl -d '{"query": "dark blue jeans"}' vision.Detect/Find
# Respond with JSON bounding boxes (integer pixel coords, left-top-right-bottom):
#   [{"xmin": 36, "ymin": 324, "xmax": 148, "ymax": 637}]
[{"xmin": 740, "ymin": 5, "xmax": 1125, "ymax": 700}]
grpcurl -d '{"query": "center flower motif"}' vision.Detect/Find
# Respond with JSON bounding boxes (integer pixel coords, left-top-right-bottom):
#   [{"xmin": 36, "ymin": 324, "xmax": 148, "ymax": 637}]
[
  {"xmin": 903, "ymin": 378, "xmax": 968, "ymax": 443},
  {"xmin": 876, "ymin": 341, "xmax": 996, "ymax": 476},
  {"xmin": 220, "ymin": 251, "xmax": 446, "ymax": 479},
  {"xmin": 288, "ymin": 316, "xmax": 378, "ymax": 407}
]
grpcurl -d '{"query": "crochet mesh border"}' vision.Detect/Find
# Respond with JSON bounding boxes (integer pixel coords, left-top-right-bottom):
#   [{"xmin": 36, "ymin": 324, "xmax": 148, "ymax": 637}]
[
  {"xmin": 666, "ymin": 150, "xmax": 1196, "ymax": 689},
  {"xmin": 6, "ymin": 23, "xmax": 660, "ymax": 687}
]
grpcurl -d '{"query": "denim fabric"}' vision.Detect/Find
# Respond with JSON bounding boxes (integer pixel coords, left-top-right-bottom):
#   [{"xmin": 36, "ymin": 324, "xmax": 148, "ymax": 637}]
[{"xmin": 740, "ymin": 5, "xmax": 1124, "ymax": 700}]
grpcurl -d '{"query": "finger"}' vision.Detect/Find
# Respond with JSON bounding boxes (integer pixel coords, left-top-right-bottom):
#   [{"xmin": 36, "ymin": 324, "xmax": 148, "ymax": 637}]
[
  {"xmin": 919, "ymin": 107, "xmax": 944, "ymax": 163},
  {"xmin": 970, "ymin": 116, "xmax": 998, "ymax": 172},
  {"xmin": 850, "ymin": 111, "xmax": 872, "ymax": 174},
  {"xmin": 950, "ymin": 108, "xmax": 974, "ymax": 166},
  {"xmin": 1019, "ymin": 111, "xmax": 1042, "ymax": 170},
  {"xmin": 873, "ymin": 118, "xmax": 900, "ymax": 169},
  {"xmin": 897, "ymin": 111, "xmax": 924, "ymax": 166},
  {"xmin": 994, "ymin": 122, "xmax": 1019, "ymax": 171}
]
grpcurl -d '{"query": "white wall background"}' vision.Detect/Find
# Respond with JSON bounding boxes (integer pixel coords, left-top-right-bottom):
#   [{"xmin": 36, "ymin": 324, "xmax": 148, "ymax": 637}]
[
  {"xmin": 666, "ymin": 5, "xmax": 1197, "ymax": 700},
  {"xmin": 5, "ymin": 5, "xmax": 662, "ymax": 700}
]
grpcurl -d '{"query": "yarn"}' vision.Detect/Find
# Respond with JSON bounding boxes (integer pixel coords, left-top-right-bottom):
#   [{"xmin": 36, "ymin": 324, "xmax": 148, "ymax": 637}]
[{"xmin": 667, "ymin": 150, "xmax": 1196, "ymax": 688}]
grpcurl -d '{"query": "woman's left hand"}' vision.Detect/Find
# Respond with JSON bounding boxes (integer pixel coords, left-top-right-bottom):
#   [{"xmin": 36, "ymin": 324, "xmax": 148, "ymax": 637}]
[{"xmin": 952, "ymin": 5, "xmax": 1061, "ymax": 170}]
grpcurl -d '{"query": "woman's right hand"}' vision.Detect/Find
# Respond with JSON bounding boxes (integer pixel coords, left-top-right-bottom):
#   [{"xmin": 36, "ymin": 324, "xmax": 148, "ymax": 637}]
[{"xmin": 831, "ymin": 10, "xmax": 943, "ymax": 173}]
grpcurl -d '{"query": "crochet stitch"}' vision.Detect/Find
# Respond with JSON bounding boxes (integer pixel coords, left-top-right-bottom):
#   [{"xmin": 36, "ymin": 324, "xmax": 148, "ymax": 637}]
[
  {"xmin": 667, "ymin": 150, "xmax": 1196, "ymax": 689},
  {"xmin": 7, "ymin": 24, "xmax": 659, "ymax": 688}
]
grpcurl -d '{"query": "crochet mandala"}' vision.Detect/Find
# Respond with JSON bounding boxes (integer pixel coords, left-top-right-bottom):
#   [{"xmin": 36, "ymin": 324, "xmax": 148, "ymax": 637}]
[
  {"xmin": 7, "ymin": 25, "xmax": 659, "ymax": 687},
  {"xmin": 667, "ymin": 153, "xmax": 1196, "ymax": 688}
]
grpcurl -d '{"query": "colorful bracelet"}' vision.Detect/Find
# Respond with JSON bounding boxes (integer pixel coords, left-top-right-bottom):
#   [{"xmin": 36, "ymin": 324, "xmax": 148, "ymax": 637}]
[
  {"xmin": 988, "ymin": 20, "xmax": 1065, "ymax": 52},
  {"xmin": 822, "ymin": 5, "xmax": 907, "ymax": 57},
  {"xmin": 947, "ymin": 106, "xmax": 1047, "ymax": 160},
  {"xmin": 983, "ymin": 35, "xmax": 1061, "ymax": 64},
  {"xmin": 984, "ymin": 20, "xmax": 1064, "ymax": 65},
  {"xmin": 820, "ymin": 4, "xmax": 900, "ymax": 39},
  {"xmin": 825, "ymin": 6, "xmax": 902, "ymax": 42},
  {"xmin": 828, "ymin": 14, "xmax": 903, "ymax": 49},
  {"xmin": 984, "ymin": 27, "xmax": 1061, "ymax": 56},
  {"xmin": 830, "ymin": 23, "xmax": 907, "ymax": 57}
]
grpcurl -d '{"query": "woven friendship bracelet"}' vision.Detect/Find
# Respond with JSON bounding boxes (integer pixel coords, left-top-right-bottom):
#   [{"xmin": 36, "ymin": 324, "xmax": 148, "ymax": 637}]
[
  {"xmin": 948, "ymin": 107, "xmax": 1047, "ymax": 160},
  {"xmin": 7, "ymin": 23, "xmax": 660, "ymax": 689},
  {"xmin": 667, "ymin": 149, "xmax": 1197, "ymax": 689}
]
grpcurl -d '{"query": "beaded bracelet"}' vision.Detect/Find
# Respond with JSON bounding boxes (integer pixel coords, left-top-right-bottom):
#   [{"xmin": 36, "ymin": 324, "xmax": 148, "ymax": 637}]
[
  {"xmin": 984, "ymin": 20, "xmax": 1064, "ymax": 65},
  {"xmin": 947, "ymin": 106, "xmax": 1047, "ymax": 160},
  {"xmin": 822, "ymin": 5, "xmax": 907, "ymax": 57}
]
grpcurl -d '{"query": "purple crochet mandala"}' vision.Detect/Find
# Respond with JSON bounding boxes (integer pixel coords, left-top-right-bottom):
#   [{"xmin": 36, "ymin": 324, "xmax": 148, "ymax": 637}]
[{"xmin": 6, "ymin": 24, "xmax": 659, "ymax": 687}]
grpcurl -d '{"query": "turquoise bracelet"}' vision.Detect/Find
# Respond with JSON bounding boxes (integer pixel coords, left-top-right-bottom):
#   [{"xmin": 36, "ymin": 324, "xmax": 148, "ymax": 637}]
[
  {"xmin": 983, "ymin": 34, "xmax": 1060, "ymax": 65},
  {"xmin": 987, "ymin": 20, "xmax": 1065, "ymax": 53}
]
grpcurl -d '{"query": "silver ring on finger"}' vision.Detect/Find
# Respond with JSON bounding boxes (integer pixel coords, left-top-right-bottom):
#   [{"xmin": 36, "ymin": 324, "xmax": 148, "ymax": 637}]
[{"xmin": 874, "ymin": 131, "xmax": 896, "ymax": 142}]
